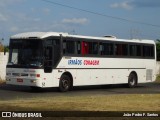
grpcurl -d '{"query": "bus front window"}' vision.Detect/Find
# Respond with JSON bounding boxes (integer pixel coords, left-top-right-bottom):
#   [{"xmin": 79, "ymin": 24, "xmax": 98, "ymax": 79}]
[{"xmin": 8, "ymin": 39, "xmax": 44, "ymax": 68}]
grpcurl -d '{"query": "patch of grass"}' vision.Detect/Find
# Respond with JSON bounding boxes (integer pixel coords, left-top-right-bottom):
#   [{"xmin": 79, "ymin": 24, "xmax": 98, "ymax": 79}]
[
  {"xmin": 0, "ymin": 94, "xmax": 159, "ymax": 111},
  {"xmin": 156, "ymin": 75, "xmax": 160, "ymax": 83}
]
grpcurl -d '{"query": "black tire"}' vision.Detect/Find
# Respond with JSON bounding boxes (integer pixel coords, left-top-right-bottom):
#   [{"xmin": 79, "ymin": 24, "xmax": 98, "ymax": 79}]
[
  {"xmin": 59, "ymin": 75, "xmax": 71, "ymax": 92},
  {"xmin": 128, "ymin": 73, "xmax": 137, "ymax": 88}
]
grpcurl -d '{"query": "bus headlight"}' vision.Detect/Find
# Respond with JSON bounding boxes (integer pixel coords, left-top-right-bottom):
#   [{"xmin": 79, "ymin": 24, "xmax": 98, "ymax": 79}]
[
  {"xmin": 30, "ymin": 74, "xmax": 40, "ymax": 78},
  {"xmin": 30, "ymin": 80, "xmax": 36, "ymax": 83},
  {"xmin": 6, "ymin": 79, "xmax": 11, "ymax": 81},
  {"xmin": 6, "ymin": 73, "xmax": 11, "ymax": 76}
]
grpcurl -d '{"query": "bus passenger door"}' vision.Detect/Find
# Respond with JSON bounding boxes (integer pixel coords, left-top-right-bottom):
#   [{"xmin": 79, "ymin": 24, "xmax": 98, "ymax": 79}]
[{"xmin": 44, "ymin": 46, "xmax": 53, "ymax": 73}]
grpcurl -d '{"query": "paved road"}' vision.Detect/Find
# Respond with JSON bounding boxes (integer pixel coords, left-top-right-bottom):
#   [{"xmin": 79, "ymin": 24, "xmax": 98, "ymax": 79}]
[{"xmin": 0, "ymin": 83, "xmax": 159, "ymax": 100}]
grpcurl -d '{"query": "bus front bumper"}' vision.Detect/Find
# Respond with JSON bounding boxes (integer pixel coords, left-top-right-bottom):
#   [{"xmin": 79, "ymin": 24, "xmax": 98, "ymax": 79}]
[{"xmin": 6, "ymin": 77, "xmax": 43, "ymax": 87}]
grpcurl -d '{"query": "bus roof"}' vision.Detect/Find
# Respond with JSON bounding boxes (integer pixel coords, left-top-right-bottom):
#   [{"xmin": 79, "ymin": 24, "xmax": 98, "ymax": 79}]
[
  {"xmin": 11, "ymin": 32, "xmax": 155, "ymax": 44},
  {"xmin": 10, "ymin": 32, "xmax": 68, "ymax": 39}
]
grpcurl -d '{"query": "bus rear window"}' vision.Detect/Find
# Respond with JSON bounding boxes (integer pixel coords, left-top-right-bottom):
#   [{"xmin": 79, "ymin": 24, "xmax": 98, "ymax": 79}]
[{"xmin": 143, "ymin": 45, "xmax": 154, "ymax": 57}]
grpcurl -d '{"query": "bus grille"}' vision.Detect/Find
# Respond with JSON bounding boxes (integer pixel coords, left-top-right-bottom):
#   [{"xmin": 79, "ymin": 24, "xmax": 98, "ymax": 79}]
[
  {"xmin": 12, "ymin": 73, "xmax": 29, "ymax": 77},
  {"xmin": 146, "ymin": 69, "xmax": 153, "ymax": 81}
]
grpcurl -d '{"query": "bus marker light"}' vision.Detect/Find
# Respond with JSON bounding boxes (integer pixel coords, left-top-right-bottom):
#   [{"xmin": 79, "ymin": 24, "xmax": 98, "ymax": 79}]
[{"xmin": 36, "ymin": 74, "xmax": 40, "ymax": 77}]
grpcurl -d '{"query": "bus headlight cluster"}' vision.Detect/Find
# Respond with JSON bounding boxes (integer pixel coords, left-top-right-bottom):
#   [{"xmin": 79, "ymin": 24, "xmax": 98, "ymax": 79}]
[
  {"xmin": 30, "ymin": 80, "xmax": 36, "ymax": 83},
  {"xmin": 6, "ymin": 79, "xmax": 11, "ymax": 81},
  {"xmin": 6, "ymin": 73, "xmax": 12, "ymax": 76},
  {"xmin": 30, "ymin": 74, "xmax": 40, "ymax": 78}
]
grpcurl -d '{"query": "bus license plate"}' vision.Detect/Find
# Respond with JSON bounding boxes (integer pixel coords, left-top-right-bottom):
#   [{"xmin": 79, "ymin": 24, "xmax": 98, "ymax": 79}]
[{"xmin": 17, "ymin": 79, "xmax": 23, "ymax": 82}]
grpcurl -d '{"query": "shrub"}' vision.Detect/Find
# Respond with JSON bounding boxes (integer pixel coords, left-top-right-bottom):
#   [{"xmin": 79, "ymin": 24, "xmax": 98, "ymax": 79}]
[{"xmin": 0, "ymin": 44, "xmax": 4, "ymax": 52}]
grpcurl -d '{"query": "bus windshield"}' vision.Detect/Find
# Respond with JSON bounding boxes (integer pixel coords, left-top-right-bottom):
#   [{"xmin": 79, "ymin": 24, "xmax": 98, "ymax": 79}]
[{"xmin": 8, "ymin": 39, "xmax": 44, "ymax": 68}]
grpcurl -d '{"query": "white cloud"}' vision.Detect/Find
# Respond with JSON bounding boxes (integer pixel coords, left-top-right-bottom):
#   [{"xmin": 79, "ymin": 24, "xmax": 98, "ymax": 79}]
[
  {"xmin": 110, "ymin": 0, "xmax": 160, "ymax": 10},
  {"xmin": 62, "ymin": 18, "xmax": 89, "ymax": 25},
  {"xmin": 110, "ymin": 1, "xmax": 133, "ymax": 10},
  {"xmin": 0, "ymin": 0, "xmax": 89, "ymax": 41}
]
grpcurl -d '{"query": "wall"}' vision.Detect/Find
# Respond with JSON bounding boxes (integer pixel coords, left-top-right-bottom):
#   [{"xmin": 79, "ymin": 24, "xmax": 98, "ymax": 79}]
[
  {"xmin": 0, "ymin": 52, "xmax": 8, "ymax": 80},
  {"xmin": 156, "ymin": 61, "xmax": 160, "ymax": 75}
]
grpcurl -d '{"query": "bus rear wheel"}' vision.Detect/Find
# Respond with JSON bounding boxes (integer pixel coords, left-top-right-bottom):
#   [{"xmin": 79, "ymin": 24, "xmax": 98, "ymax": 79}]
[
  {"xmin": 128, "ymin": 73, "xmax": 137, "ymax": 88},
  {"xmin": 59, "ymin": 75, "xmax": 71, "ymax": 92}
]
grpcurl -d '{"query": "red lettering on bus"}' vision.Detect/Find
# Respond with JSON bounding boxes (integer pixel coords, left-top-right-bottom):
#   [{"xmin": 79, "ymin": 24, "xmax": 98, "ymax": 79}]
[{"xmin": 84, "ymin": 60, "xmax": 99, "ymax": 65}]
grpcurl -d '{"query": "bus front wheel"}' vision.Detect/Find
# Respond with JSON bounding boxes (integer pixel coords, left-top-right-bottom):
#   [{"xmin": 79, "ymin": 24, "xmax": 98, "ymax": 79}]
[
  {"xmin": 59, "ymin": 75, "xmax": 71, "ymax": 92},
  {"xmin": 128, "ymin": 73, "xmax": 137, "ymax": 88}
]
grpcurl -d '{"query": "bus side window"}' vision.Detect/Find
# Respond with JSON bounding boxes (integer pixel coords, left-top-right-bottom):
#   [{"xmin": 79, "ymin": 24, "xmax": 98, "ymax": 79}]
[
  {"xmin": 82, "ymin": 41, "xmax": 99, "ymax": 55},
  {"xmin": 76, "ymin": 41, "xmax": 81, "ymax": 54},
  {"xmin": 143, "ymin": 45, "xmax": 154, "ymax": 58},
  {"xmin": 122, "ymin": 44, "xmax": 128, "ymax": 56},
  {"xmin": 115, "ymin": 44, "xmax": 128, "ymax": 56},
  {"xmin": 136, "ymin": 45, "xmax": 142, "ymax": 56},
  {"xmin": 100, "ymin": 42, "xmax": 114, "ymax": 55},
  {"xmin": 92, "ymin": 42, "xmax": 99, "ymax": 54},
  {"xmin": 130, "ymin": 45, "xmax": 142, "ymax": 57},
  {"xmin": 82, "ymin": 41, "xmax": 89, "ymax": 55},
  {"xmin": 130, "ymin": 45, "xmax": 135, "ymax": 56},
  {"xmin": 115, "ymin": 44, "xmax": 122, "ymax": 55},
  {"xmin": 100, "ymin": 44, "xmax": 104, "ymax": 55},
  {"xmin": 63, "ymin": 40, "xmax": 75, "ymax": 54}
]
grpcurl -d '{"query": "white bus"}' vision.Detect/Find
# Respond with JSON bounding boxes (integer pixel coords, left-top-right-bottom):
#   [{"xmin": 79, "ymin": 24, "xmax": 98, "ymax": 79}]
[{"xmin": 6, "ymin": 32, "xmax": 156, "ymax": 92}]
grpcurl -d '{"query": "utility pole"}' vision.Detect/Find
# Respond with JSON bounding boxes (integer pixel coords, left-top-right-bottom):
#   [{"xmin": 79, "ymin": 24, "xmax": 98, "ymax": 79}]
[{"xmin": 0, "ymin": 38, "xmax": 4, "ymax": 45}]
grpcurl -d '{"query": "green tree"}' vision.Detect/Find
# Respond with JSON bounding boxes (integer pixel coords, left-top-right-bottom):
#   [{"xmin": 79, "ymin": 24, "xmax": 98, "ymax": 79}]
[
  {"xmin": 4, "ymin": 46, "xmax": 9, "ymax": 52},
  {"xmin": 156, "ymin": 39, "xmax": 160, "ymax": 61},
  {"xmin": 0, "ymin": 44, "xmax": 4, "ymax": 52}
]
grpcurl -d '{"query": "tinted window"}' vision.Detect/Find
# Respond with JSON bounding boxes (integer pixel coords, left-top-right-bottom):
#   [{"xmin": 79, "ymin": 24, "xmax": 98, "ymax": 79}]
[
  {"xmin": 115, "ymin": 44, "xmax": 128, "ymax": 56},
  {"xmin": 9, "ymin": 39, "xmax": 43, "ymax": 67},
  {"xmin": 129, "ymin": 45, "xmax": 142, "ymax": 56},
  {"xmin": 100, "ymin": 43, "xmax": 114, "ymax": 55},
  {"xmin": 81, "ymin": 41, "xmax": 98, "ymax": 55},
  {"xmin": 76, "ymin": 41, "xmax": 81, "ymax": 54},
  {"xmin": 63, "ymin": 40, "xmax": 75, "ymax": 54},
  {"xmin": 143, "ymin": 45, "xmax": 154, "ymax": 57}
]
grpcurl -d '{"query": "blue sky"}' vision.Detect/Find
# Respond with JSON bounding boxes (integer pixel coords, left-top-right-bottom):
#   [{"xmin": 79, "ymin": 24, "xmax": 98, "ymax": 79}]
[{"xmin": 0, "ymin": 0, "xmax": 160, "ymax": 44}]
